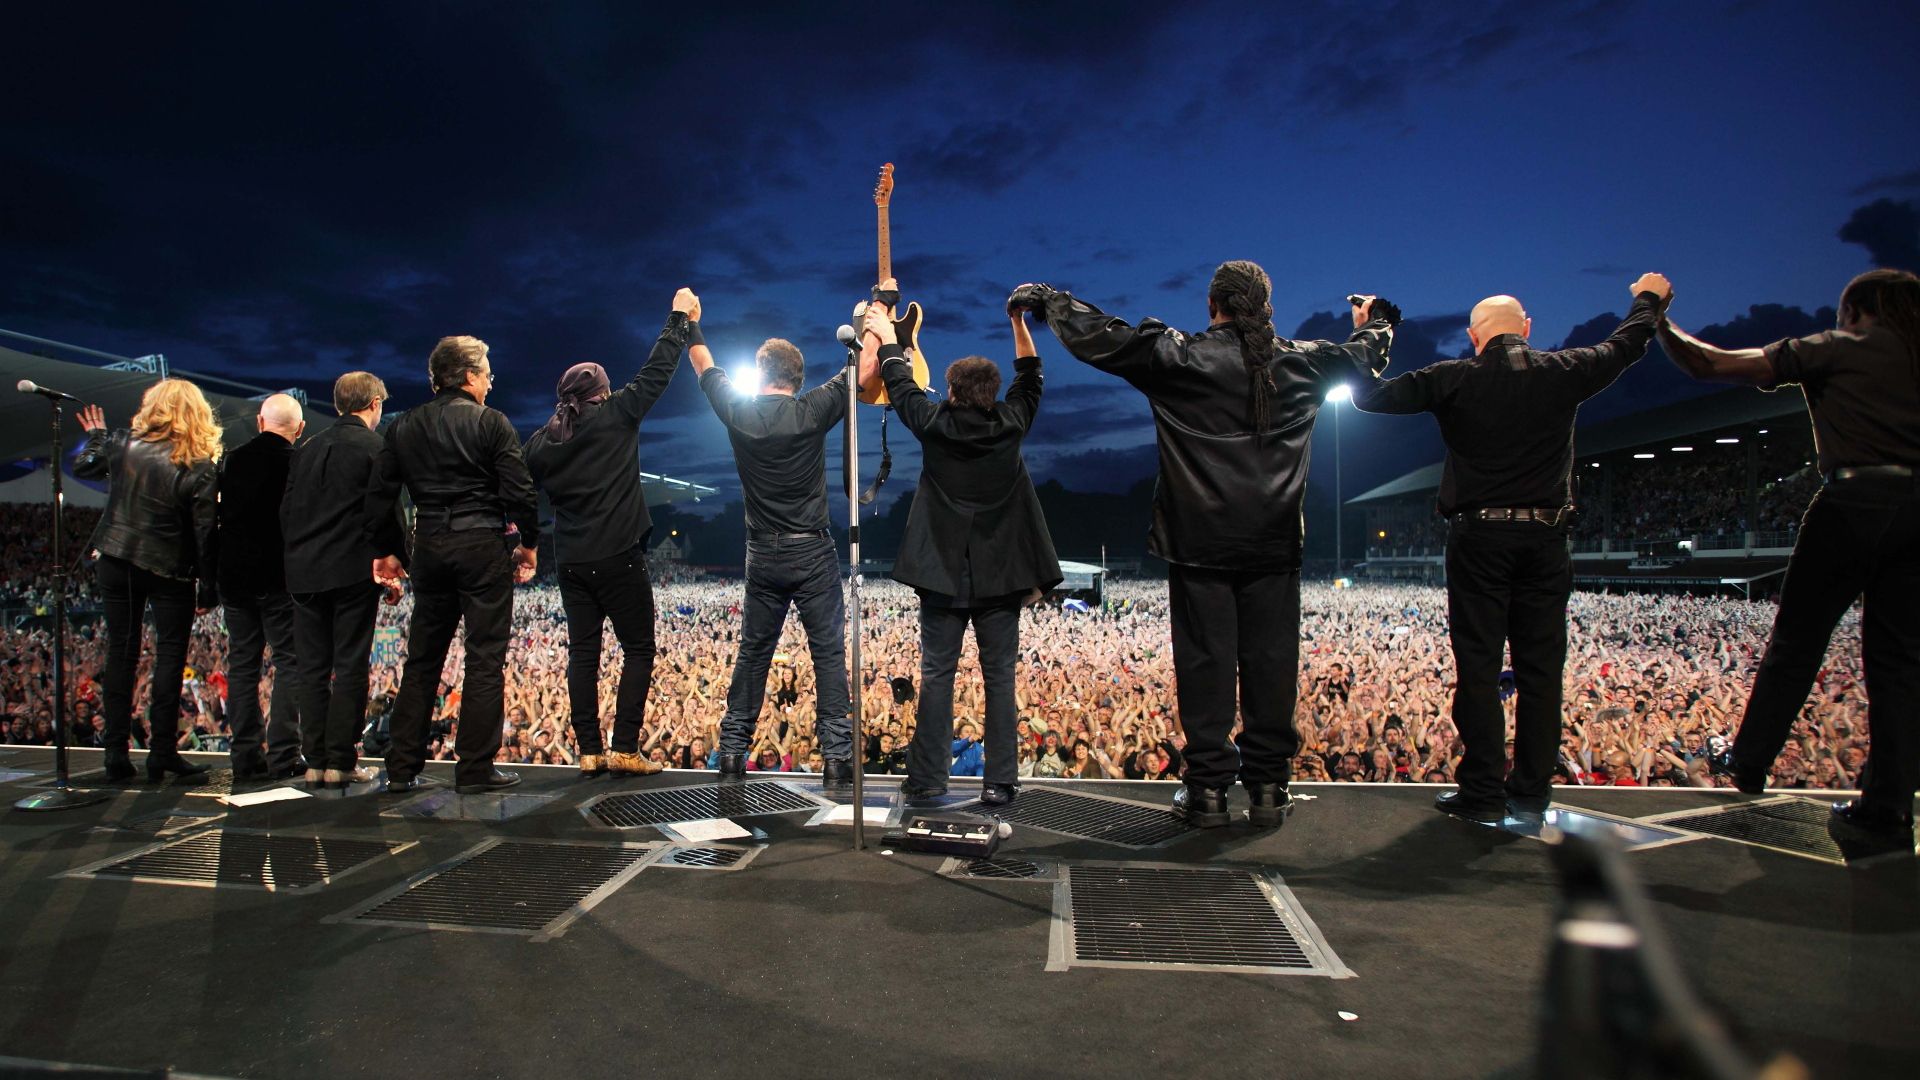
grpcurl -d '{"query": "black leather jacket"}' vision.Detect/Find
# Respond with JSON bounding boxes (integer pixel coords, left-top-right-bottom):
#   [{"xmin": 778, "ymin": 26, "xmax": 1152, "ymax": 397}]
[
  {"xmin": 74, "ymin": 429, "xmax": 219, "ymax": 596},
  {"xmin": 1039, "ymin": 291, "xmax": 1393, "ymax": 571}
]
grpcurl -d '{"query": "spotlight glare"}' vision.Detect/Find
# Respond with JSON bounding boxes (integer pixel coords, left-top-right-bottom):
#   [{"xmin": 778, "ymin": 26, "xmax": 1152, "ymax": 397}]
[
  {"xmin": 731, "ymin": 365, "xmax": 761, "ymax": 396},
  {"xmin": 1325, "ymin": 383, "xmax": 1353, "ymax": 404}
]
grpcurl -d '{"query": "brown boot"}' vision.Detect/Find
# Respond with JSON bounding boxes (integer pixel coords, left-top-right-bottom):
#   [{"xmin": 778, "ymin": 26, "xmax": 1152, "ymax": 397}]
[
  {"xmin": 579, "ymin": 754, "xmax": 606, "ymax": 776},
  {"xmin": 605, "ymin": 750, "xmax": 661, "ymax": 776}
]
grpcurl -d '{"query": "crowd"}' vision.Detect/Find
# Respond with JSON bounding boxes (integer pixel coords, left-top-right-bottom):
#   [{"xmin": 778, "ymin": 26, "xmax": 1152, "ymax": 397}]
[{"xmin": 0, "ymin": 522, "xmax": 1874, "ymax": 790}]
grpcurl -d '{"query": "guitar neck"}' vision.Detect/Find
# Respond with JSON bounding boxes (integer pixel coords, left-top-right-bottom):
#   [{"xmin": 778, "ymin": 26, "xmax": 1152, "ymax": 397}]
[{"xmin": 877, "ymin": 204, "xmax": 892, "ymax": 283}]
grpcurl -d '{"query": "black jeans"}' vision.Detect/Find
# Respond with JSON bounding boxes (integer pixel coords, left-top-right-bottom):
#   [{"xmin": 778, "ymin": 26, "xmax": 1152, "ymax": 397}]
[
  {"xmin": 1166, "ymin": 564, "xmax": 1301, "ymax": 789},
  {"xmin": 1444, "ymin": 518, "xmax": 1572, "ymax": 806},
  {"xmin": 95, "ymin": 555, "xmax": 196, "ymax": 754},
  {"xmin": 1734, "ymin": 485, "xmax": 1920, "ymax": 816},
  {"xmin": 386, "ymin": 527, "xmax": 514, "ymax": 786},
  {"xmin": 720, "ymin": 535, "xmax": 851, "ymax": 761},
  {"xmin": 558, "ymin": 544, "xmax": 656, "ymax": 755},
  {"xmin": 223, "ymin": 590, "xmax": 302, "ymax": 771},
  {"xmin": 290, "ymin": 580, "xmax": 383, "ymax": 772},
  {"xmin": 906, "ymin": 600, "xmax": 1021, "ymax": 788}
]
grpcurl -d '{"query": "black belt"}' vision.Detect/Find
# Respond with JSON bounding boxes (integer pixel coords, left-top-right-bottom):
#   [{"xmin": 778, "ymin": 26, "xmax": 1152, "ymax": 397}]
[
  {"xmin": 1454, "ymin": 506, "xmax": 1570, "ymax": 525},
  {"xmin": 415, "ymin": 506, "xmax": 502, "ymax": 531},
  {"xmin": 748, "ymin": 528, "xmax": 831, "ymax": 541},
  {"xmin": 1823, "ymin": 465, "xmax": 1916, "ymax": 485}
]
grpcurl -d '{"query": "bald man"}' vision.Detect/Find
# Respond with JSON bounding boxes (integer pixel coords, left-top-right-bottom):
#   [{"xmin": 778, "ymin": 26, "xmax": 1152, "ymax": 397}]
[
  {"xmin": 1353, "ymin": 273, "xmax": 1671, "ymax": 823},
  {"xmin": 217, "ymin": 392, "xmax": 308, "ymax": 781}
]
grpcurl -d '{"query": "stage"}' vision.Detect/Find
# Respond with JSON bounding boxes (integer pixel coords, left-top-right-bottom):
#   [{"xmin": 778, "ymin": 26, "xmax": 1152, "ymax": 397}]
[{"xmin": 0, "ymin": 749, "xmax": 1913, "ymax": 1079}]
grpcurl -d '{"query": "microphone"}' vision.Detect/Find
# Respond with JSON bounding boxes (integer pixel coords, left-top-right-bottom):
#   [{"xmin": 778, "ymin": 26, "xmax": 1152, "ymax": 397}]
[
  {"xmin": 835, "ymin": 324, "xmax": 859, "ymax": 350},
  {"xmin": 16, "ymin": 380, "xmax": 82, "ymax": 402}
]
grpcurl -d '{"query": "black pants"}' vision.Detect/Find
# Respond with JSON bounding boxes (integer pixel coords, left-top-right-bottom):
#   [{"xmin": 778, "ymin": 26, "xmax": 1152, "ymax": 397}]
[
  {"xmin": 95, "ymin": 555, "xmax": 195, "ymax": 755},
  {"xmin": 290, "ymin": 581, "xmax": 383, "ymax": 772},
  {"xmin": 1166, "ymin": 564, "xmax": 1300, "ymax": 789},
  {"xmin": 1733, "ymin": 485, "xmax": 1920, "ymax": 817},
  {"xmin": 1444, "ymin": 518, "xmax": 1571, "ymax": 806},
  {"xmin": 720, "ymin": 536, "xmax": 851, "ymax": 761},
  {"xmin": 223, "ymin": 590, "xmax": 302, "ymax": 771},
  {"xmin": 386, "ymin": 527, "xmax": 514, "ymax": 786},
  {"xmin": 906, "ymin": 600, "xmax": 1021, "ymax": 787},
  {"xmin": 558, "ymin": 544, "xmax": 656, "ymax": 755}
]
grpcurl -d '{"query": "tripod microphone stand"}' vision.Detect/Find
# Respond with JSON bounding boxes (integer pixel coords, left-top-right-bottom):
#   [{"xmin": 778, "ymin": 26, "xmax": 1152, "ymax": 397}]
[{"xmin": 14, "ymin": 394, "xmax": 111, "ymax": 812}]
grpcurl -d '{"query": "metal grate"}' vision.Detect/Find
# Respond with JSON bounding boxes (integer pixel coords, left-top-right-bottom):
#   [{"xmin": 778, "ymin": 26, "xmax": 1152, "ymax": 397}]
[
  {"xmin": 582, "ymin": 781, "xmax": 827, "ymax": 829},
  {"xmin": 963, "ymin": 786, "xmax": 1198, "ymax": 848},
  {"xmin": 653, "ymin": 846, "xmax": 760, "ymax": 871},
  {"xmin": 64, "ymin": 829, "xmax": 411, "ymax": 892},
  {"xmin": 92, "ymin": 807, "xmax": 226, "ymax": 837},
  {"xmin": 380, "ymin": 789, "xmax": 556, "ymax": 822},
  {"xmin": 1644, "ymin": 797, "xmax": 1851, "ymax": 864},
  {"xmin": 1050, "ymin": 864, "xmax": 1351, "ymax": 977},
  {"xmin": 330, "ymin": 839, "xmax": 656, "ymax": 940},
  {"xmin": 943, "ymin": 856, "xmax": 1060, "ymax": 882}
]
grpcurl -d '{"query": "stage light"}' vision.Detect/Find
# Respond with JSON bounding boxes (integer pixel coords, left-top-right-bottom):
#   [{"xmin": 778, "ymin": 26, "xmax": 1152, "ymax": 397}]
[
  {"xmin": 731, "ymin": 365, "xmax": 760, "ymax": 396},
  {"xmin": 1715, "ymin": 437, "xmax": 1739, "ymax": 444},
  {"xmin": 1633, "ymin": 453, "xmax": 1655, "ymax": 459},
  {"xmin": 1671, "ymin": 446, "xmax": 1693, "ymax": 452},
  {"xmin": 1377, "ymin": 530, "xmax": 1386, "ymax": 539},
  {"xmin": 1324, "ymin": 383, "xmax": 1353, "ymax": 404},
  {"xmin": 1589, "ymin": 462, "xmax": 1600, "ymax": 468},
  {"xmin": 1757, "ymin": 429, "xmax": 1768, "ymax": 434}
]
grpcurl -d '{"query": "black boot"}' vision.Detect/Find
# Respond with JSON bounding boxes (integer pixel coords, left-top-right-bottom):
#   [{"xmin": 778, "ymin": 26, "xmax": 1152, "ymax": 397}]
[
  {"xmin": 1171, "ymin": 783, "xmax": 1231, "ymax": 828},
  {"xmin": 1243, "ymin": 781, "xmax": 1292, "ymax": 828},
  {"xmin": 821, "ymin": 759, "xmax": 854, "ymax": 790},
  {"xmin": 146, "ymin": 751, "xmax": 211, "ymax": 783},
  {"xmin": 716, "ymin": 753, "xmax": 747, "ymax": 781},
  {"xmin": 102, "ymin": 747, "xmax": 137, "ymax": 783}
]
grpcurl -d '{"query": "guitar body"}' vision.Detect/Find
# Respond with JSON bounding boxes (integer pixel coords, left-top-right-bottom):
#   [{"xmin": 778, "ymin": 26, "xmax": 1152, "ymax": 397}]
[{"xmin": 860, "ymin": 162, "xmax": 932, "ymax": 406}]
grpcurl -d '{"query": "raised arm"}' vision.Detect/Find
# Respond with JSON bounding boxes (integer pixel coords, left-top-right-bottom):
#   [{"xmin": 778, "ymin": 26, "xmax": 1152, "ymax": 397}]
[
  {"xmin": 1008, "ymin": 283, "xmax": 1184, "ymax": 389},
  {"xmin": 614, "ymin": 289, "xmax": 699, "ymax": 423},
  {"xmin": 867, "ymin": 301, "xmax": 938, "ymax": 434},
  {"xmin": 1006, "ymin": 312, "xmax": 1043, "ymax": 432},
  {"xmin": 73, "ymin": 405, "xmax": 113, "ymax": 479},
  {"xmin": 1657, "ymin": 320, "xmax": 1776, "ymax": 387},
  {"xmin": 1547, "ymin": 274, "xmax": 1672, "ymax": 397}
]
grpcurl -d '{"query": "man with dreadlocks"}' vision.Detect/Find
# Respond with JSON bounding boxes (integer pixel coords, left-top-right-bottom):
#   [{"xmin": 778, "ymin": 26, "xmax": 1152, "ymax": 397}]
[
  {"xmin": 1660, "ymin": 268, "xmax": 1920, "ymax": 842},
  {"xmin": 1352, "ymin": 273, "xmax": 1670, "ymax": 825},
  {"xmin": 1009, "ymin": 263, "xmax": 1397, "ymax": 828}
]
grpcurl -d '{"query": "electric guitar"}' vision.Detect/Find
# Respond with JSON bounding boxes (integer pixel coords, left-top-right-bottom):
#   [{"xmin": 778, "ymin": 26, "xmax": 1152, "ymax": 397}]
[{"xmin": 859, "ymin": 163, "xmax": 931, "ymax": 405}]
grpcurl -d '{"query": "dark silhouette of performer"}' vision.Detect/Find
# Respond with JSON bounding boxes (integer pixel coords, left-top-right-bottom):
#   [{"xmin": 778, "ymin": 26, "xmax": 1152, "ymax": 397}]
[
  {"xmin": 1011, "ymin": 262, "xmax": 1395, "ymax": 828},
  {"xmin": 216, "ymin": 392, "xmax": 306, "ymax": 781},
  {"xmin": 689, "ymin": 319, "xmax": 854, "ymax": 786},
  {"xmin": 860, "ymin": 287, "xmax": 1061, "ymax": 808},
  {"xmin": 73, "ymin": 381, "xmax": 221, "ymax": 783},
  {"xmin": 379, "ymin": 336, "xmax": 541, "ymax": 794},
  {"xmin": 1353, "ymin": 273, "xmax": 1670, "ymax": 823},
  {"xmin": 1660, "ymin": 268, "xmax": 1920, "ymax": 839},
  {"xmin": 283, "ymin": 372, "xmax": 406, "ymax": 789},
  {"xmin": 524, "ymin": 289, "xmax": 696, "ymax": 778}
]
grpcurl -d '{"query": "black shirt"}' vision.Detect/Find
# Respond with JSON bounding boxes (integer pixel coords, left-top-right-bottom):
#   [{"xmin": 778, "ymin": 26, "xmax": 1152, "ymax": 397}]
[
  {"xmin": 382, "ymin": 387, "xmax": 540, "ymax": 547},
  {"xmin": 1353, "ymin": 292, "xmax": 1664, "ymax": 515},
  {"xmin": 283, "ymin": 415, "xmax": 406, "ymax": 594},
  {"xmin": 215, "ymin": 430, "xmax": 294, "ymax": 597},
  {"xmin": 1762, "ymin": 324, "xmax": 1920, "ymax": 473},
  {"xmin": 524, "ymin": 317, "xmax": 690, "ymax": 564},
  {"xmin": 699, "ymin": 367, "xmax": 848, "ymax": 534}
]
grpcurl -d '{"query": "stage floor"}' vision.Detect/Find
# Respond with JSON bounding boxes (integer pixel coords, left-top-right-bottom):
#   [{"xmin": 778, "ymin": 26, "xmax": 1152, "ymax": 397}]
[{"xmin": 0, "ymin": 749, "xmax": 1914, "ymax": 1079}]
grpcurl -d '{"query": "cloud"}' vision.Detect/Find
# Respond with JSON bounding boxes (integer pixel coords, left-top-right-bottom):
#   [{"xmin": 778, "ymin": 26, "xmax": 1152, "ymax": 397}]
[
  {"xmin": 1837, "ymin": 198, "xmax": 1920, "ymax": 271},
  {"xmin": 1849, "ymin": 169, "xmax": 1920, "ymax": 197}
]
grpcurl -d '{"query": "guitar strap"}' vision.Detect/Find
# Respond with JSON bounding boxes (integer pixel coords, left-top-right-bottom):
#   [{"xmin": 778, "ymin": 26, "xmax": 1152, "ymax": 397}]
[{"xmin": 861, "ymin": 407, "xmax": 892, "ymax": 505}]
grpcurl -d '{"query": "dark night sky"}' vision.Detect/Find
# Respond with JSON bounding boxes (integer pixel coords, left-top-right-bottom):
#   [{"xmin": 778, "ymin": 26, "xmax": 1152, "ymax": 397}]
[{"xmin": 5, "ymin": 1, "xmax": 1918, "ymax": 519}]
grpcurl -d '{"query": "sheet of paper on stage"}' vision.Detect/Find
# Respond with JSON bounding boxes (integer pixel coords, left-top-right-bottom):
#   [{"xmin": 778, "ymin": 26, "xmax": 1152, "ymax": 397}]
[
  {"xmin": 219, "ymin": 787, "xmax": 312, "ymax": 807},
  {"xmin": 822, "ymin": 804, "xmax": 890, "ymax": 825},
  {"xmin": 670, "ymin": 817, "xmax": 753, "ymax": 842}
]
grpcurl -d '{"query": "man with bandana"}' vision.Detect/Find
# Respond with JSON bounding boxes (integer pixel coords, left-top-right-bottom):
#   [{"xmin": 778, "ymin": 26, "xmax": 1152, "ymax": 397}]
[{"xmin": 523, "ymin": 288, "xmax": 697, "ymax": 776}]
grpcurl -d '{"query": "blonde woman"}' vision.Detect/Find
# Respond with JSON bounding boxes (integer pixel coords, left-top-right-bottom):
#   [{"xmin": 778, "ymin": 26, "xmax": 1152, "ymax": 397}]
[{"xmin": 75, "ymin": 379, "xmax": 222, "ymax": 782}]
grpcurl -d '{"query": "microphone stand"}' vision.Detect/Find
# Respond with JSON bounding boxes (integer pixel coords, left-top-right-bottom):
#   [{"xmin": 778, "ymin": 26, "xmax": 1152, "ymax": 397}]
[
  {"xmin": 842, "ymin": 334, "xmax": 867, "ymax": 850},
  {"xmin": 15, "ymin": 401, "xmax": 111, "ymax": 812}
]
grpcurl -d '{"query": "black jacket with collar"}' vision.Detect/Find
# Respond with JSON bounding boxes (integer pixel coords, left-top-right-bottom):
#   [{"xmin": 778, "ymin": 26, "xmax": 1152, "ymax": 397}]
[
  {"xmin": 215, "ymin": 430, "xmax": 294, "ymax": 597},
  {"xmin": 74, "ymin": 429, "xmax": 218, "ymax": 599},
  {"xmin": 283, "ymin": 415, "xmax": 407, "ymax": 594},
  {"xmin": 381, "ymin": 386, "xmax": 540, "ymax": 547},
  {"xmin": 879, "ymin": 343, "xmax": 1061, "ymax": 602},
  {"xmin": 524, "ymin": 314, "xmax": 690, "ymax": 565},
  {"xmin": 1038, "ymin": 291, "xmax": 1394, "ymax": 572}
]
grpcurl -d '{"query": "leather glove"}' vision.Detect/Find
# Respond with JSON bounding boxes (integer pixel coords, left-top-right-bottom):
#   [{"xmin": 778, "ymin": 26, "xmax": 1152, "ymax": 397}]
[
  {"xmin": 1366, "ymin": 296, "xmax": 1404, "ymax": 328},
  {"xmin": 1006, "ymin": 283, "xmax": 1059, "ymax": 317}
]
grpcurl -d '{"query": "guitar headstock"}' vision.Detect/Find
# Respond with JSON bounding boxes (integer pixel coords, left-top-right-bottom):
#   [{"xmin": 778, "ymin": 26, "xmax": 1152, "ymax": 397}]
[{"xmin": 873, "ymin": 163, "xmax": 894, "ymax": 208}]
